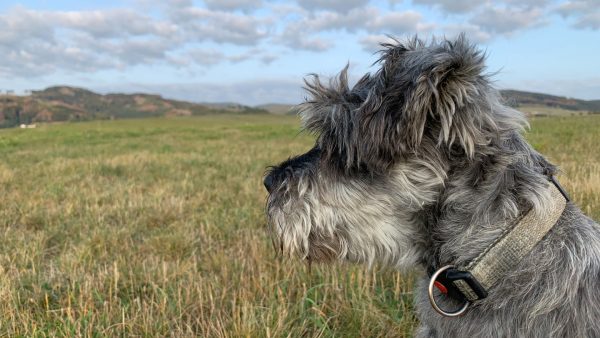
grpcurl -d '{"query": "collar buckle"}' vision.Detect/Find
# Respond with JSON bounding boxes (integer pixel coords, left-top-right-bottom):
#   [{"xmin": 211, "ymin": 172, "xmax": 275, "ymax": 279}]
[
  {"xmin": 428, "ymin": 265, "xmax": 470, "ymax": 317},
  {"xmin": 445, "ymin": 267, "xmax": 489, "ymax": 301}
]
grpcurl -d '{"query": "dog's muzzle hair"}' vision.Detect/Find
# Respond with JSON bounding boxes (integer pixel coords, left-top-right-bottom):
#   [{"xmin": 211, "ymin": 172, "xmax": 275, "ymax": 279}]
[
  {"xmin": 264, "ymin": 146, "xmax": 344, "ymax": 262},
  {"xmin": 265, "ymin": 142, "xmax": 447, "ymax": 267},
  {"xmin": 264, "ymin": 35, "xmax": 600, "ymax": 337}
]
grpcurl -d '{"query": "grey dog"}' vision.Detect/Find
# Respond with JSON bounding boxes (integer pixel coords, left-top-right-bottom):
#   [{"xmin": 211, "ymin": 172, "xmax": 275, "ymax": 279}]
[{"xmin": 263, "ymin": 35, "xmax": 600, "ymax": 337}]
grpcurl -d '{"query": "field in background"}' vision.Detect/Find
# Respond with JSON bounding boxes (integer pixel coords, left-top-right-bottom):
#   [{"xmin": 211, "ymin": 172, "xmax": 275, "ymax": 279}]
[
  {"xmin": 0, "ymin": 114, "xmax": 598, "ymax": 337},
  {"xmin": 519, "ymin": 104, "xmax": 593, "ymax": 117}
]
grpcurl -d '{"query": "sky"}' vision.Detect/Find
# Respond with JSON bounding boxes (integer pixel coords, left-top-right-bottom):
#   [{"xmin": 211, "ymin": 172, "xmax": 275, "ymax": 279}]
[{"xmin": 0, "ymin": 0, "xmax": 598, "ymax": 105}]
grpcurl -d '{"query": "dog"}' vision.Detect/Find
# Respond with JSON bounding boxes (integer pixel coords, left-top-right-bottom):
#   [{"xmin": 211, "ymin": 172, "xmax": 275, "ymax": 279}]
[{"xmin": 263, "ymin": 35, "xmax": 600, "ymax": 337}]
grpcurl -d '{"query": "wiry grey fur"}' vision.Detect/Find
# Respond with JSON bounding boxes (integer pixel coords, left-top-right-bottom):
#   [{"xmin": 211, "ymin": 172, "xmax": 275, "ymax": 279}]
[{"xmin": 264, "ymin": 35, "xmax": 600, "ymax": 337}]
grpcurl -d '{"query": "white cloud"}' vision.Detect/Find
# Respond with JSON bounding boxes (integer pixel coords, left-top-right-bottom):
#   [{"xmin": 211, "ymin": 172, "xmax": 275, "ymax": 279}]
[
  {"xmin": 0, "ymin": 0, "xmax": 594, "ymax": 103},
  {"xmin": 202, "ymin": 0, "xmax": 264, "ymax": 12},
  {"xmin": 303, "ymin": 7, "xmax": 378, "ymax": 32},
  {"xmin": 279, "ymin": 22, "xmax": 334, "ymax": 51},
  {"xmin": 169, "ymin": 7, "xmax": 269, "ymax": 45},
  {"xmin": 275, "ymin": 6, "xmax": 374, "ymax": 51},
  {"xmin": 412, "ymin": 0, "xmax": 557, "ymax": 38},
  {"xmin": 442, "ymin": 23, "xmax": 492, "ymax": 43},
  {"xmin": 0, "ymin": 7, "xmax": 55, "ymax": 44},
  {"xmin": 367, "ymin": 10, "xmax": 433, "ymax": 34},
  {"xmin": 0, "ymin": 6, "xmax": 182, "ymax": 77},
  {"xmin": 471, "ymin": 6, "xmax": 545, "ymax": 34},
  {"xmin": 413, "ymin": 0, "xmax": 553, "ymax": 14},
  {"xmin": 135, "ymin": 0, "xmax": 193, "ymax": 8},
  {"xmin": 55, "ymin": 9, "xmax": 177, "ymax": 38},
  {"xmin": 186, "ymin": 49, "xmax": 226, "ymax": 66},
  {"xmin": 574, "ymin": 12, "xmax": 600, "ymax": 29},
  {"xmin": 412, "ymin": 0, "xmax": 484, "ymax": 14},
  {"xmin": 277, "ymin": 6, "xmax": 433, "ymax": 51},
  {"xmin": 359, "ymin": 23, "xmax": 490, "ymax": 53},
  {"xmin": 296, "ymin": 0, "xmax": 370, "ymax": 13},
  {"xmin": 260, "ymin": 55, "xmax": 278, "ymax": 64},
  {"xmin": 0, "ymin": 0, "xmax": 564, "ymax": 79},
  {"xmin": 359, "ymin": 34, "xmax": 399, "ymax": 52},
  {"xmin": 0, "ymin": 39, "xmax": 118, "ymax": 77},
  {"xmin": 282, "ymin": 6, "xmax": 429, "ymax": 34},
  {"xmin": 227, "ymin": 48, "xmax": 278, "ymax": 64},
  {"xmin": 0, "ymin": 3, "xmax": 276, "ymax": 77},
  {"xmin": 502, "ymin": 0, "xmax": 551, "ymax": 7},
  {"xmin": 557, "ymin": 0, "xmax": 600, "ymax": 30}
]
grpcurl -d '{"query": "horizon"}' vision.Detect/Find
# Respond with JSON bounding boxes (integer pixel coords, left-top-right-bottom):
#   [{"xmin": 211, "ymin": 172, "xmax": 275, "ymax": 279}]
[
  {"xmin": 3, "ymin": 85, "xmax": 597, "ymax": 107},
  {"xmin": 0, "ymin": 0, "xmax": 598, "ymax": 105}
]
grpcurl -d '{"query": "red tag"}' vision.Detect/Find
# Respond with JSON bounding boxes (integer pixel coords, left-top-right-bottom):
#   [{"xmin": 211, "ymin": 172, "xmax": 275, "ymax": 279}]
[{"xmin": 434, "ymin": 281, "xmax": 448, "ymax": 294}]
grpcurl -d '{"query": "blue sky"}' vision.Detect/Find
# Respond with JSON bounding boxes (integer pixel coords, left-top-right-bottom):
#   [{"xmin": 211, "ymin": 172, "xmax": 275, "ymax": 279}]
[{"xmin": 0, "ymin": 0, "xmax": 598, "ymax": 105}]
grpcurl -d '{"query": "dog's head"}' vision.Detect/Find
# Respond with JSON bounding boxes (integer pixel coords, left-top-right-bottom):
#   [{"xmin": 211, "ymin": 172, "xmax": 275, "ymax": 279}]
[{"xmin": 264, "ymin": 36, "xmax": 524, "ymax": 269}]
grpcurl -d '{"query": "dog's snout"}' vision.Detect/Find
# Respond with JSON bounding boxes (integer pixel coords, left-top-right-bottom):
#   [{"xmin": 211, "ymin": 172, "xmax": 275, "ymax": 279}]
[
  {"xmin": 264, "ymin": 147, "xmax": 319, "ymax": 194},
  {"xmin": 263, "ymin": 173, "xmax": 275, "ymax": 193}
]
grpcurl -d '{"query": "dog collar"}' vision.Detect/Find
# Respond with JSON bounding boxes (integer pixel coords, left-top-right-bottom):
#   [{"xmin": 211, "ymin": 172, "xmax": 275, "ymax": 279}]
[{"xmin": 428, "ymin": 176, "xmax": 570, "ymax": 316}]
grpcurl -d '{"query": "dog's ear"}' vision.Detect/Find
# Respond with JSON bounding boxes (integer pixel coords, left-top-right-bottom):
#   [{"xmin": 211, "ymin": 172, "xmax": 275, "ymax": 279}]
[
  {"xmin": 299, "ymin": 65, "xmax": 353, "ymax": 139},
  {"xmin": 298, "ymin": 36, "xmax": 495, "ymax": 173},
  {"xmin": 374, "ymin": 35, "xmax": 490, "ymax": 158},
  {"xmin": 299, "ymin": 66, "xmax": 374, "ymax": 170}
]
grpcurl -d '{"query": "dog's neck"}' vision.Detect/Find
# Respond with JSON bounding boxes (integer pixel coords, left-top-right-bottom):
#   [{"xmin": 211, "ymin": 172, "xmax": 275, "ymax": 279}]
[{"xmin": 423, "ymin": 131, "xmax": 558, "ymax": 271}]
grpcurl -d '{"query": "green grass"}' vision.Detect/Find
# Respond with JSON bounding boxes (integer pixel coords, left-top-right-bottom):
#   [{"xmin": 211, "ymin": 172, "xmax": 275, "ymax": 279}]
[{"xmin": 0, "ymin": 114, "xmax": 598, "ymax": 337}]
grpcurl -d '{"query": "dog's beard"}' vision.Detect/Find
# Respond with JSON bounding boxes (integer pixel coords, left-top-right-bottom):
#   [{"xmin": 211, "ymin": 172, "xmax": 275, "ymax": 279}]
[
  {"xmin": 265, "ymin": 160, "xmax": 444, "ymax": 269},
  {"xmin": 266, "ymin": 175, "xmax": 346, "ymax": 263}
]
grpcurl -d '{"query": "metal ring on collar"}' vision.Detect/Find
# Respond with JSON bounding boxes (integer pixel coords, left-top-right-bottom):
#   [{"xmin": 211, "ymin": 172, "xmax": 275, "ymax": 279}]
[{"xmin": 428, "ymin": 265, "xmax": 470, "ymax": 317}]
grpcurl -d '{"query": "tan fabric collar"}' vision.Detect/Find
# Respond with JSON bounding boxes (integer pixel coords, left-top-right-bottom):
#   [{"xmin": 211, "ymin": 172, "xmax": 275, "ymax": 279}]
[{"xmin": 453, "ymin": 181, "xmax": 568, "ymax": 301}]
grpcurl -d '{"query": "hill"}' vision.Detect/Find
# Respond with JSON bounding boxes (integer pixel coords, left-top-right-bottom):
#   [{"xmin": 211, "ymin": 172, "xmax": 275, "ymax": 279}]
[
  {"xmin": 0, "ymin": 86, "xmax": 267, "ymax": 128},
  {"xmin": 500, "ymin": 90, "xmax": 600, "ymax": 113},
  {"xmin": 256, "ymin": 90, "xmax": 600, "ymax": 116},
  {"xmin": 256, "ymin": 103, "xmax": 297, "ymax": 115},
  {"xmin": 1, "ymin": 86, "xmax": 598, "ymax": 128}
]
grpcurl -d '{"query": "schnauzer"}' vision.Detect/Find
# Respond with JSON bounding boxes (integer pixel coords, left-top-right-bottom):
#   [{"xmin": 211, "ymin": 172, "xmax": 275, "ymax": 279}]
[{"xmin": 263, "ymin": 36, "xmax": 600, "ymax": 337}]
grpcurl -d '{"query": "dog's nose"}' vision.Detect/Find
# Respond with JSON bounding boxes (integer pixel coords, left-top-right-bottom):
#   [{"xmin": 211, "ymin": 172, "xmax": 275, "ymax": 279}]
[{"xmin": 263, "ymin": 173, "xmax": 275, "ymax": 193}]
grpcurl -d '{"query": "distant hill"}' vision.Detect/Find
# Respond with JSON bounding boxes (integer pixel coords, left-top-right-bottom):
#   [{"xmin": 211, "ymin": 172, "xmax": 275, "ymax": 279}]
[
  {"xmin": 200, "ymin": 102, "xmax": 256, "ymax": 112},
  {"xmin": 256, "ymin": 103, "xmax": 297, "ymax": 115},
  {"xmin": 1, "ymin": 86, "xmax": 598, "ymax": 128},
  {"xmin": 500, "ymin": 90, "xmax": 600, "ymax": 112},
  {"xmin": 0, "ymin": 86, "xmax": 267, "ymax": 128},
  {"xmin": 258, "ymin": 90, "xmax": 600, "ymax": 115}
]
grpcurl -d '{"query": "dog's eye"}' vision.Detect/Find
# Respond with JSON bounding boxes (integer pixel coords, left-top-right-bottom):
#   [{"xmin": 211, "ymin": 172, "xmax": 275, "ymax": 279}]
[
  {"xmin": 284, "ymin": 167, "xmax": 294, "ymax": 178},
  {"xmin": 347, "ymin": 93, "xmax": 363, "ymax": 105}
]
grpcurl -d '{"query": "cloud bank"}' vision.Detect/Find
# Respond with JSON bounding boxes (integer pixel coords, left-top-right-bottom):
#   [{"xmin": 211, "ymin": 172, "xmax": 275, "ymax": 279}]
[{"xmin": 0, "ymin": 0, "xmax": 597, "ymax": 102}]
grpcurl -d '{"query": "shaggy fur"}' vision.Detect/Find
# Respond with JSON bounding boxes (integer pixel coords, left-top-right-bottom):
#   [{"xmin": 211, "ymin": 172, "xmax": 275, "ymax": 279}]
[{"xmin": 264, "ymin": 35, "xmax": 600, "ymax": 337}]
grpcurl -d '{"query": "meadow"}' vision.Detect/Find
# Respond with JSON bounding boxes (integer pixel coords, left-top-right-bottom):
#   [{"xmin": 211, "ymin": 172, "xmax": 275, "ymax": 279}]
[{"xmin": 0, "ymin": 114, "xmax": 598, "ymax": 337}]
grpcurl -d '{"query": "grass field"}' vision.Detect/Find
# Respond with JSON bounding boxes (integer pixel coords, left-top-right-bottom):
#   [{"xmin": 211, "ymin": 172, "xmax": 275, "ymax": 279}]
[
  {"xmin": 0, "ymin": 114, "xmax": 598, "ymax": 337},
  {"xmin": 518, "ymin": 104, "xmax": 592, "ymax": 117}
]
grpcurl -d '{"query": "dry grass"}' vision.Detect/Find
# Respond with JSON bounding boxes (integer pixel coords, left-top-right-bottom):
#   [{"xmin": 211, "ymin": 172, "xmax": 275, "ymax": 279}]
[{"xmin": 0, "ymin": 114, "xmax": 598, "ymax": 337}]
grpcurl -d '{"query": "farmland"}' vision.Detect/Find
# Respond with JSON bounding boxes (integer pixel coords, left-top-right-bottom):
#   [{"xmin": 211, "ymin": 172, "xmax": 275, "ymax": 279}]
[{"xmin": 0, "ymin": 114, "xmax": 598, "ymax": 337}]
